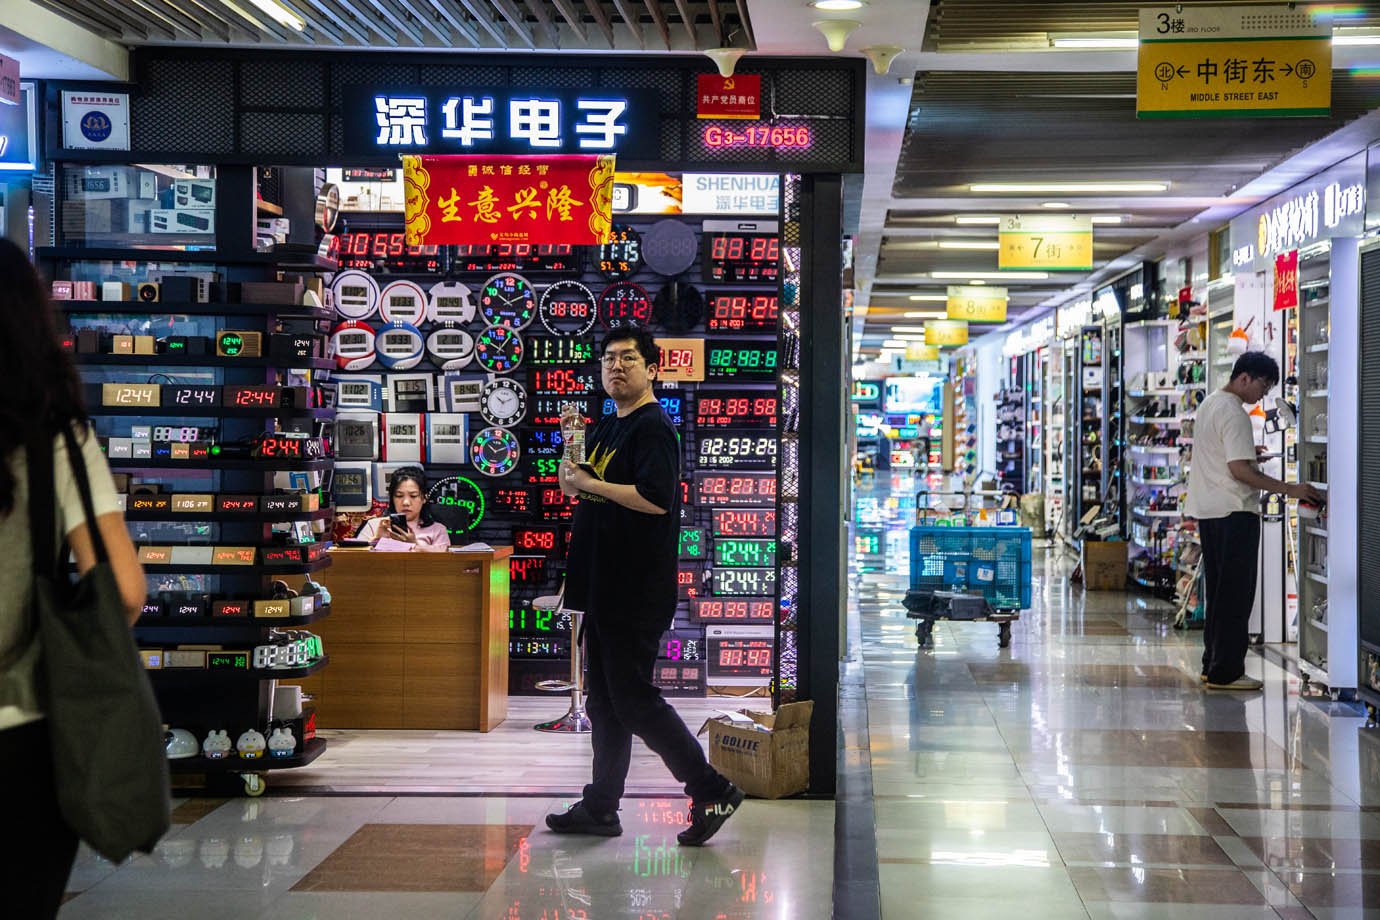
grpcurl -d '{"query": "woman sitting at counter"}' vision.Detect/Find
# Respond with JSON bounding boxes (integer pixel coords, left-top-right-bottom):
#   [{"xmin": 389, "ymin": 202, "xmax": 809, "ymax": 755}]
[{"xmin": 355, "ymin": 467, "xmax": 452, "ymax": 553}]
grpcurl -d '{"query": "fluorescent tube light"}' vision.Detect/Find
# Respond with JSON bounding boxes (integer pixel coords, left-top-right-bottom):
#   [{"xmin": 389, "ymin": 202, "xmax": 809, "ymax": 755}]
[
  {"xmin": 1090, "ymin": 215, "xmax": 1123, "ymax": 225},
  {"xmin": 955, "ymin": 216, "xmax": 1001, "ymax": 225},
  {"xmin": 908, "ymin": 295, "xmax": 948, "ymax": 302},
  {"xmin": 930, "ymin": 271, "xmax": 1049, "ymax": 280},
  {"xmin": 938, "ymin": 240, "xmax": 1000, "ymax": 250},
  {"xmin": 1051, "ymin": 37, "xmax": 1138, "ymax": 49},
  {"xmin": 969, "ymin": 181, "xmax": 1168, "ymax": 193},
  {"xmin": 244, "ymin": 0, "xmax": 305, "ymax": 30}
]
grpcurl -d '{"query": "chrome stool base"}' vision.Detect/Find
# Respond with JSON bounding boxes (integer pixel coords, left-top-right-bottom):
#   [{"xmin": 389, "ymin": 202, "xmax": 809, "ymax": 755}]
[{"xmin": 532, "ymin": 593, "xmax": 592, "ymax": 734}]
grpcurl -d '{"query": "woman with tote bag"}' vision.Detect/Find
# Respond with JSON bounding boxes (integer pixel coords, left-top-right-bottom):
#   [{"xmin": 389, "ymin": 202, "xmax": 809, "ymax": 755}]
[{"xmin": 0, "ymin": 239, "xmax": 163, "ymax": 918}]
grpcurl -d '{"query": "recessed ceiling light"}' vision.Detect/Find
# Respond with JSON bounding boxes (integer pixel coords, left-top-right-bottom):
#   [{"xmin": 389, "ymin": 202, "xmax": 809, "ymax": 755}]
[
  {"xmin": 968, "ymin": 279, "xmax": 987, "ymax": 285},
  {"xmin": 930, "ymin": 270, "xmax": 1049, "ymax": 280},
  {"xmin": 1090, "ymin": 215, "xmax": 1124, "ymax": 225},
  {"xmin": 1050, "ymin": 37, "xmax": 1138, "ymax": 49},
  {"xmin": 889, "ymin": 325, "xmax": 929, "ymax": 332},
  {"xmin": 903, "ymin": 313, "xmax": 945, "ymax": 320},
  {"xmin": 908, "ymin": 294, "xmax": 948, "ymax": 302},
  {"xmin": 938, "ymin": 240, "xmax": 1000, "ymax": 250},
  {"xmin": 1041, "ymin": 201, "xmax": 1071, "ymax": 209},
  {"xmin": 810, "ymin": 0, "xmax": 864, "ymax": 9},
  {"xmin": 955, "ymin": 216, "xmax": 1001, "ymax": 225},
  {"xmin": 1333, "ymin": 29, "xmax": 1380, "ymax": 46},
  {"xmin": 970, "ymin": 181, "xmax": 1168, "ymax": 193},
  {"xmin": 246, "ymin": 0, "xmax": 306, "ymax": 29}
]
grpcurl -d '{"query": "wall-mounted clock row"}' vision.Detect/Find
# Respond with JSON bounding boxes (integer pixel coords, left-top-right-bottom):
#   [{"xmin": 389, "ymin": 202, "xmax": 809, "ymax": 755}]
[{"xmin": 331, "ymin": 272, "xmax": 478, "ymax": 324}]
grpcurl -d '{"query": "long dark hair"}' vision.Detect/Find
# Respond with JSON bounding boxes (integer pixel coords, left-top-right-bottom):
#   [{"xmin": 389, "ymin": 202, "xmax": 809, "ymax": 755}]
[
  {"xmin": 388, "ymin": 466, "xmax": 434, "ymax": 525},
  {"xmin": 0, "ymin": 239, "xmax": 88, "ymax": 513}
]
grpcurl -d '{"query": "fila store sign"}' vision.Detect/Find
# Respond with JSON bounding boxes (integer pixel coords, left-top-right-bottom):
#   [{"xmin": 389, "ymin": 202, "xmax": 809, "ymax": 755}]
[
  {"xmin": 343, "ymin": 87, "xmax": 659, "ymax": 160},
  {"xmin": 1230, "ymin": 152, "xmax": 1366, "ymax": 273}
]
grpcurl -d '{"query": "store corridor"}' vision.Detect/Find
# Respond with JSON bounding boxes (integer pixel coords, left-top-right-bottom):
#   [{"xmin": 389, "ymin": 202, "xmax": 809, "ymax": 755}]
[{"xmin": 856, "ymin": 472, "xmax": 1378, "ymax": 919}]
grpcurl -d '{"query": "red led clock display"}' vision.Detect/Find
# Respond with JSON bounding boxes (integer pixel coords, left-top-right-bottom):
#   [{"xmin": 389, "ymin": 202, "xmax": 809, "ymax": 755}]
[
  {"xmin": 531, "ymin": 369, "xmax": 597, "ymax": 396},
  {"xmin": 695, "ymin": 392, "xmax": 778, "ymax": 428},
  {"xmin": 707, "ymin": 294, "xmax": 779, "ymax": 332},
  {"xmin": 513, "ymin": 526, "xmax": 559, "ymax": 557},
  {"xmin": 510, "ymin": 557, "xmax": 546, "ymax": 583},
  {"xmin": 712, "ymin": 508, "xmax": 778, "ymax": 537},
  {"xmin": 335, "ymin": 232, "xmax": 441, "ymax": 272},
  {"xmin": 694, "ymin": 472, "xmax": 777, "ymax": 506},
  {"xmin": 540, "ymin": 488, "xmax": 577, "ymax": 521},
  {"xmin": 691, "ymin": 599, "xmax": 775, "ymax": 624},
  {"xmin": 225, "ymin": 386, "xmax": 279, "ymax": 408}
]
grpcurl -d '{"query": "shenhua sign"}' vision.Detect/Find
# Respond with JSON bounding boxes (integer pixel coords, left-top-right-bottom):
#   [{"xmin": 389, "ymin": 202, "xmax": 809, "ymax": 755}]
[
  {"xmin": 345, "ymin": 87, "xmax": 659, "ymax": 160},
  {"xmin": 1229, "ymin": 153, "xmax": 1366, "ymax": 273}
]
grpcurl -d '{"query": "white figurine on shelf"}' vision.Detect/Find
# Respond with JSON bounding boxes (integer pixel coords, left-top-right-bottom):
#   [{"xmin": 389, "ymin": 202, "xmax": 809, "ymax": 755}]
[
  {"xmin": 236, "ymin": 729, "xmax": 267, "ymax": 760},
  {"xmin": 202, "ymin": 729, "xmax": 232, "ymax": 760},
  {"xmin": 267, "ymin": 727, "xmax": 297, "ymax": 759}
]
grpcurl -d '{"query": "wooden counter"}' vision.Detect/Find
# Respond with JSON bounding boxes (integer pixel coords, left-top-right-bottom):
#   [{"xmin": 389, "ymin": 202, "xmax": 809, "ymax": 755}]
[{"xmin": 292, "ymin": 547, "xmax": 510, "ymax": 731}]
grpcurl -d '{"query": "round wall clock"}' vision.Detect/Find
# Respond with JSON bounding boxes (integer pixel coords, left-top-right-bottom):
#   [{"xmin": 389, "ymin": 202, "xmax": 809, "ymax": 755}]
[
  {"xmin": 426, "ymin": 323, "xmax": 476, "ymax": 371},
  {"xmin": 642, "ymin": 219, "xmax": 698, "ymax": 277},
  {"xmin": 428, "ymin": 281, "xmax": 476, "ymax": 325},
  {"xmin": 330, "ymin": 270, "xmax": 380, "ymax": 321},
  {"xmin": 375, "ymin": 321, "xmax": 426, "ymax": 370},
  {"xmin": 470, "ymin": 427, "xmax": 521, "ymax": 477},
  {"xmin": 599, "ymin": 281, "xmax": 654, "ymax": 329},
  {"xmin": 474, "ymin": 324, "xmax": 525, "ymax": 374},
  {"xmin": 378, "ymin": 279, "xmax": 428, "ymax": 325},
  {"xmin": 426, "ymin": 475, "xmax": 487, "ymax": 532},
  {"xmin": 479, "ymin": 272, "xmax": 537, "ymax": 329},
  {"xmin": 539, "ymin": 280, "xmax": 598, "ymax": 337},
  {"xmin": 480, "ymin": 378, "xmax": 528, "ymax": 427},
  {"xmin": 329, "ymin": 320, "xmax": 377, "ymax": 371},
  {"xmin": 596, "ymin": 224, "xmax": 643, "ymax": 281}
]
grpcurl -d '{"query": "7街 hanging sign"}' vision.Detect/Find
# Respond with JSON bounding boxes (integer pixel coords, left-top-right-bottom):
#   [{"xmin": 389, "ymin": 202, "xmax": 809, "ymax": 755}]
[
  {"xmin": 1137, "ymin": 5, "xmax": 1331, "ymax": 119},
  {"xmin": 998, "ymin": 214, "xmax": 1093, "ymax": 271},
  {"xmin": 402, "ymin": 154, "xmax": 615, "ymax": 247},
  {"xmin": 925, "ymin": 320, "xmax": 969, "ymax": 347},
  {"xmin": 946, "ymin": 285, "xmax": 1008, "ymax": 323},
  {"xmin": 345, "ymin": 87, "xmax": 659, "ymax": 159}
]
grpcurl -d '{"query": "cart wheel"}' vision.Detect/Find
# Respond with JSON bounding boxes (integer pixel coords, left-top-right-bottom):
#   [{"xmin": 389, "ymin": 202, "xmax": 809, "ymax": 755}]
[
  {"xmin": 242, "ymin": 773, "xmax": 266, "ymax": 797},
  {"xmin": 997, "ymin": 622, "xmax": 1012, "ymax": 649},
  {"xmin": 915, "ymin": 621, "xmax": 933, "ymax": 648}
]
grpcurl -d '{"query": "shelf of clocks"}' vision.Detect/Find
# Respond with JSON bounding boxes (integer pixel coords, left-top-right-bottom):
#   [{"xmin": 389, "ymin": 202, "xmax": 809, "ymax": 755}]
[
  {"xmin": 136, "ymin": 606, "xmax": 333, "ymax": 630},
  {"xmin": 58, "ymin": 301, "xmax": 332, "ymax": 320},
  {"xmin": 122, "ymin": 507, "xmax": 336, "ymax": 524},
  {"xmin": 38, "ymin": 247, "xmax": 338, "ymax": 271},
  {"xmin": 75, "ymin": 354, "xmax": 336, "ymax": 371},
  {"xmin": 132, "ymin": 555, "xmax": 332, "ymax": 576},
  {"xmin": 105, "ymin": 458, "xmax": 333, "ymax": 472},
  {"xmin": 92, "ymin": 406, "xmax": 336, "ymax": 420},
  {"xmin": 145, "ymin": 656, "xmax": 329, "ymax": 682},
  {"xmin": 167, "ymin": 737, "xmax": 327, "ymax": 774}
]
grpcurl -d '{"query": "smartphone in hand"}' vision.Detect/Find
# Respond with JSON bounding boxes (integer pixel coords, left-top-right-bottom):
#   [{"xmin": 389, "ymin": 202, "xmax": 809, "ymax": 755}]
[{"xmin": 388, "ymin": 512, "xmax": 408, "ymax": 533}]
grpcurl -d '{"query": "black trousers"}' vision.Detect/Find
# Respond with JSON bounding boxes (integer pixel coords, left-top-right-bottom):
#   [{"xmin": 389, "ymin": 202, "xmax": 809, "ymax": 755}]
[
  {"xmin": 582, "ymin": 616, "xmax": 727, "ymax": 813},
  {"xmin": 1199, "ymin": 512, "xmax": 1261, "ymax": 684},
  {"xmin": 0, "ymin": 719, "xmax": 79, "ymax": 919}
]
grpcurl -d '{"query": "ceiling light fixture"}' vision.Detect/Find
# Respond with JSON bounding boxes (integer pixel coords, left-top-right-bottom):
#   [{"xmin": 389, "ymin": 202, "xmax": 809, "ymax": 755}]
[
  {"xmin": 908, "ymin": 295, "xmax": 947, "ymax": 302},
  {"xmin": 938, "ymin": 240, "xmax": 1000, "ymax": 250},
  {"xmin": 889, "ymin": 325, "xmax": 930, "ymax": 333},
  {"xmin": 1090, "ymin": 215, "xmax": 1124, "ymax": 225},
  {"xmin": 1050, "ymin": 35, "xmax": 1138, "ymax": 49},
  {"xmin": 1333, "ymin": 29, "xmax": 1380, "ymax": 46},
  {"xmin": 861, "ymin": 45, "xmax": 905, "ymax": 75},
  {"xmin": 968, "ymin": 279, "xmax": 988, "ymax": 285},
  {"xmin": 812, "ymin": 19, "xmax": 862, "ymax": 52},
  {"xmin": 1041, "ymin": 201, "xmax": 1071, "ymax": 209},
  {"xmin": 930, "ymin": 270, "xmax": 1049, "ymax": 280},
  {"xmin": 703, "ymin": 48, "xmax": 747, "ymax": 78},
  {"xmin": 970, "ymin": 181, "xmax": 1169, "ymax": 193},
  {"xmin": 904, "ymin": 310, "xmax": 946, "ymax": 318},
  {"xmin": 810, "ymin": 0, "xmax": 864, "ymax": 9},
  {"xmin": 245, "ymin": 0, "xmax": 306, "ymax": 29},
  {"xmin": 955, "ymin": 216, "xmax": 1001, "ymax": 225}
]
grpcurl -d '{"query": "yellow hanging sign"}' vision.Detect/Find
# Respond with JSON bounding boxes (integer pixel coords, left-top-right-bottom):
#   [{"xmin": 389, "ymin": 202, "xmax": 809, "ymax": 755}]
[
  {"xmin": 906, "ymin": 343, "xmax": 940, "ymax": 362},
  {"xmin": 999, "ymin": 215, "xmax": 1093, "ymax": 271},
  {"xmin": 1137, "ymin": 6, "xmax": 1331, "ymax": 119},
  {"xmin": 925, "ymin": 320, "xmax": 969, "ymax": 346},
  {"xmin": 946, "ymin": 285, "xmax": 1008, "ymax": 322}
]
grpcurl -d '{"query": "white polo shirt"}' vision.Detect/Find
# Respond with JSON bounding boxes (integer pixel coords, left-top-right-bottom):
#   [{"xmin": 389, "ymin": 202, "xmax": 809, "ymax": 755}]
[{"xmin": 1184, "ymin": 389, "xmax": 1260, "ymax": 520}]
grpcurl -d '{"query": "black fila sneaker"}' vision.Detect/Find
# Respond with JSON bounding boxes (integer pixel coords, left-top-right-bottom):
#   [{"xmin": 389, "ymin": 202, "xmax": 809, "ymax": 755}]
[{"xmin": 677, "ymin": 784, "xmax": 745, "ymax": 847}]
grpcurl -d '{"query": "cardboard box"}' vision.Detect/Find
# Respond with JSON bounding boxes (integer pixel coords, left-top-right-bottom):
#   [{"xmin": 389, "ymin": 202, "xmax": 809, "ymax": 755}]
[
  {"xmin": 698, "ymin": 700, "xmax": 813, "ymax": 799},
  {"xmin": 1082, "ymin": 540, "xmax": 1128, "ymax": 591},
  {"xmin": 150, "ymin": 208, "xmax": 215, "ymax": 234}
]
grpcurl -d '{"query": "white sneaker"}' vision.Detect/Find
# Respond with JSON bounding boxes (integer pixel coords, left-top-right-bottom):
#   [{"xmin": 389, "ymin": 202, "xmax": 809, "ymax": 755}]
[{"xmin": 1206, "ymin": 675, "xmax": 1264, "ymax": 691}]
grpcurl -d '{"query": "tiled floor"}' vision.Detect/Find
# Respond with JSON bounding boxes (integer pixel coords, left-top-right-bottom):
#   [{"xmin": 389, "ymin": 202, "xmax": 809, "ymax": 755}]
[{"xmin": 59, "ymin": 471, "xmax": 1380, "ymax": 917}]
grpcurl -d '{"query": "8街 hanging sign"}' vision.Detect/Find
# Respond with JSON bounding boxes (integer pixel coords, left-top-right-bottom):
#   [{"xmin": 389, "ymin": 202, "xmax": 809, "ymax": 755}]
[
  {"xmin": 946, "ymin": 285, "xmax": 1008, "ymax": 323},
  {"xmin": 402, "ymin": 154, "xmax": 615, "ymax": 247},
  {"xmin": 1137, "ymin": 5, "xmax": 1331, "ymax": 119},
  {"xmin": 925, "ymin": 320, "xmax": 969, "ymax": 347},
  {"xmin": 998, "ymin": 215, "xmax": 1093, "ymax": 271}
]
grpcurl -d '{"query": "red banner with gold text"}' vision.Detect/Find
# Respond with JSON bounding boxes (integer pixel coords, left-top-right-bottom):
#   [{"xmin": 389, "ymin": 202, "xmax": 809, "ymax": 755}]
[{"xmin": 403, "ymin": 154, "xmax": 615, "ymax": 246}]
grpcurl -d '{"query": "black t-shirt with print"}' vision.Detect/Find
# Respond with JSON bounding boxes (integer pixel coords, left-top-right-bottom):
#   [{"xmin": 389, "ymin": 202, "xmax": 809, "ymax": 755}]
[{"xmin": 564, "ymin": 401, "xmax": 681, "ymax": 632}]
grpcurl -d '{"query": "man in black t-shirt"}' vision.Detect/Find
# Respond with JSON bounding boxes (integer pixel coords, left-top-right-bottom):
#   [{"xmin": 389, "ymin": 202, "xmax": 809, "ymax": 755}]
[{"xmin": 547, "ymin": 324, "xmax": 743, "ymax": 847}]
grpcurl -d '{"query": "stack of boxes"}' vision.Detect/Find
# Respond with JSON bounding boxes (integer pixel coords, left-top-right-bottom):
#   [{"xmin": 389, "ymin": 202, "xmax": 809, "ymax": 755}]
[{"xmin": 61, "ymin": 166, "xmax": 215, "ymax": 237}]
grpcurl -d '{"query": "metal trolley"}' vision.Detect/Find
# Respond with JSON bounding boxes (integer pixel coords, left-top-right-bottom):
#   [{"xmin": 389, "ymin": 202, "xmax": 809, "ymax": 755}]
[{"xmin": 905, "ymin": 484, "xmax": 1033, "ymax": 649}]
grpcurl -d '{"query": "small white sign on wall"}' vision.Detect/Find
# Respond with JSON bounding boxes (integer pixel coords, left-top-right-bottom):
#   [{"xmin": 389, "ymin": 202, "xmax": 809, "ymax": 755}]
[{"xmin": 62, "ymin": 91, "xmax": 131, "ymax": 151}]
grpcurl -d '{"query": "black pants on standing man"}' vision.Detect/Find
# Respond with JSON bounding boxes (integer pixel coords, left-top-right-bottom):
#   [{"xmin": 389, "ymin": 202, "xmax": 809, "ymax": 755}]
[{"xmin": 1199, "ymin": 511, "xmax": 1261, "ymax": 685}]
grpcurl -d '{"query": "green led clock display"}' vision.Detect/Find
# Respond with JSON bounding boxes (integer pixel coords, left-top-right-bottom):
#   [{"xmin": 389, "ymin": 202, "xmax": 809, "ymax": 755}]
[
  {"xmin": 713, "ymin": 538, "xmax": 777, "ymax": 567},
  {"xmin": 679, "ymin": 528, "xmax": 706, "ymax": 560}
]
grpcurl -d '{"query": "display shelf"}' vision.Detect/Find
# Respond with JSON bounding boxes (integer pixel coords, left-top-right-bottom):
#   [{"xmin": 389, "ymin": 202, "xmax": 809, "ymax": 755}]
[
  {"xmin": 1128, "ymin": 444, "xmax": 1182, "ymax": 454},
  {"xmin": 75, "ymin": 354, "xmax": 335, "ymax": 370},
  {"xmin": 1307, "ymin": 571, "xmax": 1330, "ymax": 586},
  {"xmin": 135, "ymin": 555, "xmax": 332, "ymax": 576},
  {"xmin": 1307, "ymin": 436, "xmax": 1329, "ymax": 445},
  {"xmin": 1131, "ymin": 477, "xmax": 1178, "ymax": 486},
  {"xmin": 1308, "ymin": 343, "xmax": 1330, "ymax": 353},
  {"xmin": 1129, "ymin": 388, "xmax": 1180, "ymax": 397},
  {"xmin": 137, "ymin": 606, "xmax": 332, "ymax": 629},
  {"xmin": 168, "ymin": 737, "xmax": 326, "ymax": 774},
  {"xmin": 123, "ymin": 507, "xmax": 335, "ymax": 524},
  {"xmin": 256, "ymin": 200, "xmax": 284, "ymax": 217},
  {"xmin": 146, "ymin": 656, "xmax": 329, "ymax": 681},
  {"xmin": 94, "ymin": 406, "xmax": 335, "ymax": 420},
  {"xmin": 1129, "ymin": 415, "xmax": 1187, "ymax": 426},
  {"xmin": 38, "ymin": 246, "xmax": 337, "ymax": 270},
  {"xmin": 1132, "ymin": 506, "xmax": 1180, "ymax": 518},
  {"xmin": 1307, "ymin": 526, "xmax": 1329, "ymax": 538},
  {"xmin": 58, "ymin": 301, "xmax": 331, "ymax": 319},
  {"xmin": 107, "ymin": 458, "xmax": 333, "ymax": 472},
  {"xmin": 1308, "ymin": 481, "xmax": 1328, "ymax": 491},
  {"xmin": 1307, "ymin": 389, "xmax": 1329, "ymax": 398},
  {"xmin": 1308, "ymin": 618, "xmax": 1329, "ymax": 633}
]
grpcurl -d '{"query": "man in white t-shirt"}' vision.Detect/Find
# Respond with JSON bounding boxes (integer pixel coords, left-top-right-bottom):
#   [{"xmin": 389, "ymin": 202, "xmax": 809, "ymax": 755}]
[{"xmin": 1184, "ymin": 352, "xmax": 1322, "ymax": 691}]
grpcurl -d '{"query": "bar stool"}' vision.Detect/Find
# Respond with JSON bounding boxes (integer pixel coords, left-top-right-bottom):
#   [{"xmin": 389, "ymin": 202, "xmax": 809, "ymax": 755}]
[{"xmin": 532, "ymin": 590, "xmax": 592, "ymax": 733}]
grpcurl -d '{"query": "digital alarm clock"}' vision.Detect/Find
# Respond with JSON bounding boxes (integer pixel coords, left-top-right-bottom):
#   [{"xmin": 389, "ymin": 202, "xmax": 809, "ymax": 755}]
[
  {"xmin": 425, "ymin": 413, "xmax": 469, "ymax": 464},
  {"xmin": 334, "ymin": 414, "xmax": 379, "ymax": 461},
  {"xmin": 529, "ymin": 337, "xmax": 595, "ymax": 366},
  {"xmin": 596, "ymin": 224, "xmax": 642, "ymax": 281},
  {"xmin": 691, "ymin": 598, "xmax": 774, "ymax": 625},
  {"xmin": 539, "ymin": 487, "xmax": 578, "ymax": 521},
  {"xmin": 694, "ymin": 472, "xmax": 778, "ymax": 506},
  {"xmin": 525, "ymin": 455, "xmax": 561, "ymax": 485},
  {"xmin": 599, "ymin": 282, "xmax": 654, "ymax": 329},
  {"xmin": 655, "ymin": 337, "xmax": 705, "ymax": 383},
  {"xmin": 425, "ymin": 324, "xmax": 476, "ymax": 370},
  {"xmin": 479, "ymin": 272, "xmax": 537, "ymax": 330},
  {"xmin": 454, "ymin": 243, "xmax": 580, "ymax": 274},
  {"xmin": 706, "ymin": 342, "xmax": 779, "ymax": 380},
  {"xmin": 694, "ymin": 389, "xmax": 778, "ymax": 428},
  {"xmin": 470, "ymin": 426, "xmax": 520, "ymax": 477},
  {"xmin": 334, "ymin": 377, "xmax": 384, "ymax": 412},
  {"xmin": 712, "ymin": 507, "xmax": 777, "ymax": 537},
  {"xmin": 523, "ymin": 428, "xmax": 564, "ymax": 459},
  {"xmin": 530, "ymin": 368, "xmax": 598, "ymax": 397},
  {"xmin": 378, "ymin": 280, "xmax": 428, "ymax": 325},
  {"xmin": 375, "ymin": 322, "xmax": 426, "ymax": 370},
  {"xmin": 539, "ymin": 280, "xmax": 598, "ymax": 337},
  {"xmin": 705, "ymin": 625, "xmax": 774, "ymax": 685},
  {"xmin": 480, "ymin": 378, "xmax": 527, "ymax": 427},
  {"xmin": 494, "ymin": 486, "xmax": 534, "ymax": 513},
  {"xmin": 713, "ymin": 538, "xmax": 777, "ymax": 568},
  {"xmin": 380, "ymin": 413, "xmax": 423, "ymax": 462},
  {"xmin": 441, "ymin": 375, "xmax": 483, "ymax": 413},
  {"xmin": 329, "ymin": 321, "xmax": 377, "ymax": 371},
  {"xmin": 166, "ymin": 386, "xmax": 221, "ymax": 409},
  {"xmin": 389, "ymin": 374, "xmax": 433, "ymax": 413},
  {"xmin": 513, "ymin": 525, "xmax": 560, "ymax": 558},
  {"xmin": 601, "ymin": 395, "xmax": 685, "ymax": 426},
  {"xmin": 428, "ymin": 281, "xmax": 476, "ymax": 324},
  {"xmin": 330, "ymin": 270, "xmax": 380, "ymax": 320},
  {"xmin": 474, "ymin": 325, "xmax": 524, "ymax": 374},
  {"xmin": 702, "ymin": 220, "xmax": 780, "ymax": 284},
  {"xmin": 679, "ymin": 528, "xmax": 707, "ymax": 560},
  {"xmin": 332, "ymin": 463, "xmax": 374, "ymax": 511},
  {"xmin": 707, "ymin": 293, "xmax": 779, "ymax": 333}
]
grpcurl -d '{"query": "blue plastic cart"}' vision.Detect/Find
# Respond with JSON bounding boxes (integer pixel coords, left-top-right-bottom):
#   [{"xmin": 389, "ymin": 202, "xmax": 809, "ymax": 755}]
[{"xmin": 904, "ymin": 524, "xmax": 1033, "ymax": 648}]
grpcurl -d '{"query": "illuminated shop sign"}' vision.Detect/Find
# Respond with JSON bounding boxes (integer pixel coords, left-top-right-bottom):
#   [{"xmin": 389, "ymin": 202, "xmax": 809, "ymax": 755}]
[
  {"xmin": 1229, "ymin": 152, "xmax": 1366, "ymax": 273},
  {"xmin": 851, "ymin": 380, "xmax": 881, "ymax": 403},
  {"xmin": 702, "ymin": 125, "xmax": 812, "ymax": 151},
  {"xmin": 343, "ymin": 87, "xmax": 659, "ymax": 159},
  {"xmin": 682, "ymin": 173, "xmax": 780, "ymax": 214},
  {"xmin": 0, "ymin": 84, "xmax": 36, "ymax": 171}
]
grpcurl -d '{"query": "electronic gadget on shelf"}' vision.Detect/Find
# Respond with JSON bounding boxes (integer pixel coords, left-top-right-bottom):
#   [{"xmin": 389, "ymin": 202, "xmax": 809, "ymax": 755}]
[
  {"xmin": 705, "ymin": 626, "xmax": 774, "ymax": 685},
  {"xmin": 332, "ymin": 462, "xmax": 373, "ymax": 511},
  {"xmin": 694, "ymin": 390, "xmax": 779, "ymax": 428},
  {"xmin": 389, "ymin": 374, "xmax": 434, "ymax": 413},
  {"xmin": 702, "ymin": 219, "xmax": 780, "ymax": 284},
  {"xmin": 424, "ymin": 413, "xmax": 469, "ymax": 464},
  {"xmin": 655, "ymin": 338, "xmax": 706, "ymax": 383},
  {"xmin": 329, "ymin": 321, "xmax": 377, "ymax": 371},
  {"xmin": 596, "ymin": 224, "xmax": 642, "ymax": 280},
  {"xmin": 529, "ymin": 336, "xmax": 595, "ymax": 366},
  {"xmin": 538, "ymin": 280, "xmax": 598, "ymax": 336},
  {"xmin": 529, "ymin": 368, "xmax": 597, "ymax": 398},
  {"xmin": 426, "ymin": 324, "xmax": 476, "ymax": 370},
  {"xmin": 427, "ymin": 281, "xmax": 476, "ymax": 324},
  {"xmin": 380, "ymin": 414, "xmax": 424, "ymax": 462},
  {"xmin": 334, "ymin": 415, "xmax": 380, "ymax": 461},
  {"xmin": 330, "ymin": 270, "xmax": 380, "ymax": 320},
  {"xmin": 598, "ymin": 281, "xmax": 654, "ymax": 329},
  {"xmin": 706, "ymin": 341, "xmax": 779, "ymax": 380},
  {"xmin": 441, "ymin": 375, "xmax": 483, "ymax": 413},
  {"xmin": 697, "ymin": 432, "xmax": 778, "ymax": 469},
  {"xmin": 375, "ymin": 321, "xmax": 425, "ymax": 370},
  {"xmin": 691, "ymin": 597, "xmax": 774, "ymax": 625},
  {"xmin": 706, "ymin": 293, "xmax": 779, "ymax": 332},
  {"xmin": 478, "ymin": 272, "xmax": 537, "ymax": 330},
  {"xmin": 712, "ymin": 508, "xmax": 778, "ymax": 537},
  {"xmin": 216, "ymin": 330, "xmax": 263, "ymax": 358},
  {"xmin": 334, "ymin": 377, "xmax": 385, "ymax": 412},
  {"xmin": 378, "ymin": 280, "xmax": 427, "ymax": 325}
]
